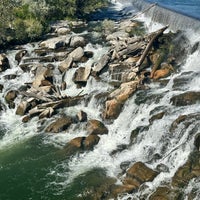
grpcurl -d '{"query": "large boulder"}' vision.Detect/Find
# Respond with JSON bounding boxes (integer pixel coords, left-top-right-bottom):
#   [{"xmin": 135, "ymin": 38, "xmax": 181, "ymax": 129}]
[
  {"xmin": 67, "ymin": 135, "xmax": 100, "ymax": 151},
  {"xmin": 87, "ymin": 119, "xmax": 108, "ymax": 135},
  {"xmin": 170, "ymin": 91, "xmax": 200, "ymax": 106},
  {"xmin": 55, "ymin": 27, "xmax": 71, "ymax": 35},
  {"xmin": 92, "ymin": 54, "xmax": 110, "ymax": 75},
  {"xmin": 0, "ymin": 54, "xmax": 10, "ymax": 72},
  {"xmin": 123, "ymin": 162, "xmax": 158, "ymax": 188},
  {"xmin": 69, "ymin": 36, "xmax": 85, "ymax": 48},
  {"xmin": 32, "ymin": 65, "xmax": 53, "ymax": 89},
  {"xmin": 45, "ymin": 116, "xmax": 73, "ymax": 133},
  {"xmin": 58, "ymin": 56, "xmax": 73, "ymax": 73},
  {"xmin": 39, "ymin": 36, "xmax": 68, "ymax": 50},
  {"xmin": 69, "ymin": 46, "xmax": 84, "ymax": 62},
  {"xmin": 104, "ymin": 80, "xmax": 138, "ymax": 119},
  {"xmin": 104, "ymin": 98, "xmax": 123, "ymax": 119},
  {"xmin": 73, "ymin": 65, "xmax": 91, "ymax": 86}
]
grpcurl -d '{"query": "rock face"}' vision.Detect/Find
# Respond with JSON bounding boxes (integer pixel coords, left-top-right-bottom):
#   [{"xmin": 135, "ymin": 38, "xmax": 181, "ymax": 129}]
[
  {"xmin": 0, "ymin": 54, "xmax": 10, "ymax": 72},
  {"xmin": 170, "ymin": 91, "xmax": 200, "ymax": 106},
  {"xmin": 87, "ymin": 119, "xmax": 108, "ymax": 135},
  {"xmin": 45, "ymin": 116, "xmax": 73, "ymax": 133}
]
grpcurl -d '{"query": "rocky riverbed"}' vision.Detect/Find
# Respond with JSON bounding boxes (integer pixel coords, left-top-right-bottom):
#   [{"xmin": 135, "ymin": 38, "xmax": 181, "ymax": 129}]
[{"xmin": 0, "ymin": 3, "xmax": 200, "ymax": 199}]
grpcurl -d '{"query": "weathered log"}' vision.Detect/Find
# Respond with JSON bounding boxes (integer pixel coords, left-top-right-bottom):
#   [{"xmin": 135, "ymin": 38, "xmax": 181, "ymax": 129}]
[
  {"xmin": 136, "ymin": 25, "xmax": 169, "ymax": 67},
  {"xmin": 117, "ymin": 41, "xmax": 145, "ymax": 58}
]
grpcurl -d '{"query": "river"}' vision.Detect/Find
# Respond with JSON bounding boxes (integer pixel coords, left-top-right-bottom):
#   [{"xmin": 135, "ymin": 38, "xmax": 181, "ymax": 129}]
[{"xmin": 0, "ymin": 0, "xmax": 200, "ymax": 200}]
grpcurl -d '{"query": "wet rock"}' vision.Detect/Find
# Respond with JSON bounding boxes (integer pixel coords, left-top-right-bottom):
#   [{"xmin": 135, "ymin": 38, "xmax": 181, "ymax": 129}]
[
  {"xmin": 0, "ymin": 54, "xmax": 10, "ymax": 72},
  {"xmin": 5, "ymin": 90, "xmax": 18, "ymax": 108},
  {"xmin": 104, "ymin": 80, "xmax": 138, "ymax": 119},
  {"xmin": 104, "ymin": 98, "xmax": 123, "ymax": 119},
  {"xmin": 170, "ymin": 91, "xmax": 200, "ymax": 106},
  {"xmin": 73, "ymin": 65, "xmax": 91, "ymax": 86},
  {"xmin": 130, "ymin": 126, "xmax": 149, "ymax": 144},
  {"xmin": 16, "ymin": 101, "xmax": 30, "ymax": 116},
  {"xmin": 0, "ymin": 84, "xmax": 3, "ymax": 93},
  {"xmin": 68, "ymin": 137, "xmax": 83, "ymax": 148},
  {"xmin": 45, "ymin": 116, "xmax": 73, "ymax": 133},
  {"xmin": 123, "ymin": 162, "xmax": 158, "ymax": 188},
  {"xmin": 149, "ymin": 112, "xmax": 165, "ymax": 124},
  {"xmin": 69, "ymin": 46, "xmax": 84, "ymax": 62},
  {"xmin": 58, "ymin": 56, "xmax": 73, "ymax": 73},
  {"xmin": 83, "ymin": 135, "xmax": 100, "ymax": 150},
  {"xmin": 15, "ymin": 49, "xmax": 27, "ymax": 64},
  {"xmin": 16, "ymin": 98, "xmax": 38, "ymax": 116},
  {"xmin": 39, "ymin": 36, "xmax": 67, "ymax": 50},
  {"xmin": 67, "ymin": 135, "xmax": 100, "ymax": 151},
  {"xmin": 32, "ymin": 65, "xmax": 53, "ymax": 89},
  {"xmin": 149, "ymin": 186, "xmax": 181, "ymax": 200},
  {"xmin": 170, "ymin": 113, "xmax": 200, "ymax": 133},
  {"xmin": 194, "ymin": 133, "xmax": 200, "ymax": 151},
  {"xmin": 172, "ymin": 152, "xmax": 200, "ymax": 188},
  {"xmin": 153, "ymin": 63, "xmax": 174, "ymax": 80},
  {"xmin": 87, "ymin": 119, "xmax": 108, "ymax": 135},
  {"xmin": 69, "ymin": 35, "xmax": 85, "ymax": 48},
  {"xmin": 3, "ymin": 74, "xmax": 17, "ymax": 80},
  {"xmin": 76, "ymin": 110, "xmax": 87, "ymax": 122},
  {"xmin": 92, "ymin": 54, "xmax": 110, "ymax": 75}
]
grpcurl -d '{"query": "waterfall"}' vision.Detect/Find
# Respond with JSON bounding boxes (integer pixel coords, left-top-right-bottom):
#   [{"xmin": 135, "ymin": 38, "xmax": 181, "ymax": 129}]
[
  {"xmin": 131, "ymin": 0, "xmax": 200, "ymax": 32},
  {"xmin": 0, "ymin": 1, "xmax": 200, "ymax": 199}
]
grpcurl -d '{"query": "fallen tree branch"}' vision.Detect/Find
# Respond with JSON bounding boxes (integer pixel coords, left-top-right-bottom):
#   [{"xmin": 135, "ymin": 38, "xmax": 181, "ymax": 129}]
[{"xmin": 136, "ymin": 25, "xmax": 169, "ymax": 67}]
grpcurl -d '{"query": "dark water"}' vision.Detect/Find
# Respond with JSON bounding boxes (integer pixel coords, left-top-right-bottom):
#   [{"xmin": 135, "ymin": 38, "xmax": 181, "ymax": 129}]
[{"xmin": 146, "ymin": 0, "xmax": 200, "ymax": 20}]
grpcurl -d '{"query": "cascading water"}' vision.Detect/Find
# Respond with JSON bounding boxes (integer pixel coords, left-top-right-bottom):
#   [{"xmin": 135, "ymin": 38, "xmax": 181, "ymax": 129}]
[{"xmin": 0, "ymin": 0, "xmax": 200, "ymax": 200}]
